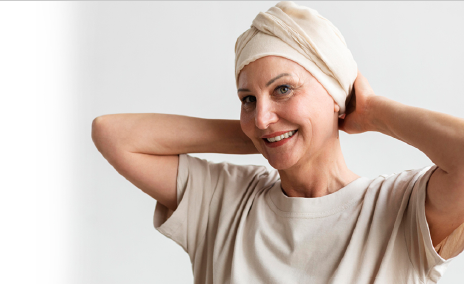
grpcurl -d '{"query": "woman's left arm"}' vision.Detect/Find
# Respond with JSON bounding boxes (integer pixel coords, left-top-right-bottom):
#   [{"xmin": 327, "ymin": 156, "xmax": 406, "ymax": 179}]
[{"xmin": 340, "ymin": 70, "xmax": 464, "ymax": 248}]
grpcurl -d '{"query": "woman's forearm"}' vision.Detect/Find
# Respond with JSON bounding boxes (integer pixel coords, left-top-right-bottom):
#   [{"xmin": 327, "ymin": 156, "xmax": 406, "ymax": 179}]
[
  {"xmin": 92, "ymin": 113, "xmax": 258, "ymax": 157},
  {"xmin": 367, "ymin": 96, "xmax": 464, "ymax": 174}
]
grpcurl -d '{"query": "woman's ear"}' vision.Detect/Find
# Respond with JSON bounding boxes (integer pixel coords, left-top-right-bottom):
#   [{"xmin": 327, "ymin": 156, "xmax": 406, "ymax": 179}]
[{"xmin": 335, "ymin": 102, "xmax": 346, "ymax": 118}]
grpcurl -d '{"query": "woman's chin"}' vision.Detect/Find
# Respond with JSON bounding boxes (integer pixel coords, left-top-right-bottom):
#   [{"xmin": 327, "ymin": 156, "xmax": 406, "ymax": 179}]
[
  {"xmin": 258, "ymin": 143, "xmax": 301, "ymax": 170},
  {"xmin": 266, "ymin": 155, "xmax": 298, "ymax": 171}
]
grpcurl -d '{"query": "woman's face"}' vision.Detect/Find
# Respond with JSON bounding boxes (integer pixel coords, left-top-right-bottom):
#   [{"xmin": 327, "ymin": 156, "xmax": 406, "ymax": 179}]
[{"xmin": 237, "ymin": 56, "xmax": 339, "ymax": 170}]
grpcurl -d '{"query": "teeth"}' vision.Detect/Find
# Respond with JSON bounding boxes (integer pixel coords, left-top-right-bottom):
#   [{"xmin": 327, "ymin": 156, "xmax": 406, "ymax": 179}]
[{"xmin": 266, "ymin": 130, "xmax": 297, "ymax": 143}]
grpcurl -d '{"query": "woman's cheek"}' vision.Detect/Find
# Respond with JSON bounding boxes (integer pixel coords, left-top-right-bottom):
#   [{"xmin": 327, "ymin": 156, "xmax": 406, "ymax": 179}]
[{"xmin": 286, "ymin": 98, "xmax": 309, "ymax": 122}]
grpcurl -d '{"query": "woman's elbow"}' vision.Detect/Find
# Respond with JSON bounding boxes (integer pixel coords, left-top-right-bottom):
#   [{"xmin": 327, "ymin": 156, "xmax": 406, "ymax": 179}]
[{"xmin": 91, "ymin": 115, "xmax": 118, "ymax": 158}]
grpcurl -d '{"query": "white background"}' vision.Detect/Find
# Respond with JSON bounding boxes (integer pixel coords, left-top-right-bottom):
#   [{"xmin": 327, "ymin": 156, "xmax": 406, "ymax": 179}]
[{"xmin": 0, "ymin": 1, "xmax": 463, "ymax": 283}]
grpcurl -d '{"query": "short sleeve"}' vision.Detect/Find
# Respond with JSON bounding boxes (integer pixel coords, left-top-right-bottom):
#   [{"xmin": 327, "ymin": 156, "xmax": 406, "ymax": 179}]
[
  {"xmin": 404, "ymin": 164, "xmax": 464, "ymax": 282},
  {"xmin": 153, "ymin": 154, "xmax": 271, "ymax": 260}
]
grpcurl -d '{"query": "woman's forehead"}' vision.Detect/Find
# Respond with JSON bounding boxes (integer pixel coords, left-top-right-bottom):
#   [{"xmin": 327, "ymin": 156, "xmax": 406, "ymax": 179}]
[{"xmin": 238, "ymin": 56, "xmax": 310, "ymax": 87}]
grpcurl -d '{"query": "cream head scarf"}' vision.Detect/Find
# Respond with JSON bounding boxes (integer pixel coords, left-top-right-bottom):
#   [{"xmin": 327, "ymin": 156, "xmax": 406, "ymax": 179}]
[{"xmin": 235, "ymin": 1, "xmax": 357, "ymax": 115}]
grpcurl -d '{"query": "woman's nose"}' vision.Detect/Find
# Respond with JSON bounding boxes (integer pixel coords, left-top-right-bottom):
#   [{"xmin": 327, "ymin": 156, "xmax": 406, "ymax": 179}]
[{"xmin": 255, "ymin": 100, "xmax": 279, "ymax": 129}]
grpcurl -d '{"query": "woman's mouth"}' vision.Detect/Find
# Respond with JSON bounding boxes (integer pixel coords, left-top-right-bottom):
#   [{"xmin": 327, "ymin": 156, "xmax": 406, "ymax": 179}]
[{"xmin": 262, "ymin": 130, "xmax": 297, "ymax": 147}]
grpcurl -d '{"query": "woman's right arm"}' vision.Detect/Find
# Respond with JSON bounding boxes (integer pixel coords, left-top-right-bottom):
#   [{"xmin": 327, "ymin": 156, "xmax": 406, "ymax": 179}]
[{"xmin": 91, "ymin": 113, "xmax": 258, "ymax": 211}]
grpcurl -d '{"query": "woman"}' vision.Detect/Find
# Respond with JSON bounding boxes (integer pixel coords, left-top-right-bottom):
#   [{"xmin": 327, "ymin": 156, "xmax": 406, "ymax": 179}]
[{"xmin": 92, "ymin": 2, "xmax": 463, "ymax": 283}]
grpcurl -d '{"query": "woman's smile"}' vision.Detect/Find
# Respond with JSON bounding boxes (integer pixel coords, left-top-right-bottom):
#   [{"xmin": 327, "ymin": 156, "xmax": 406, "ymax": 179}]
[{"xmin": 262, "ymin": 130, "xmax": 298, "ymax": 148}]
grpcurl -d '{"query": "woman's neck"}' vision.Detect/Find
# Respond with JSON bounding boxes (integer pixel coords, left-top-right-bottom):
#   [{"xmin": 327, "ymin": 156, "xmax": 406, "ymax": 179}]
[{"xmin": 278, "ymin": 139, "xmax": 359, "ymax": 198}]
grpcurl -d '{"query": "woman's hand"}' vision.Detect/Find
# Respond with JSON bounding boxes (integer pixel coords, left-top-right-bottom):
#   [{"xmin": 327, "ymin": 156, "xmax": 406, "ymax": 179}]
[{"xmin": 338, "ymin": 70, "xmax": 376, "ymax": 134}]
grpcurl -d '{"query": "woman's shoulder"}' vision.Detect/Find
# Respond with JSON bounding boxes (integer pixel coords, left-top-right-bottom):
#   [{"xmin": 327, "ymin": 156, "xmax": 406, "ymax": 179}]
[
  {"xmin": 361, "ymin": 164, "xmax": 438, "ymax": 205},
  {"xmin": 372, "ymin": 164, "xmax": 437, "ymax": 185}
]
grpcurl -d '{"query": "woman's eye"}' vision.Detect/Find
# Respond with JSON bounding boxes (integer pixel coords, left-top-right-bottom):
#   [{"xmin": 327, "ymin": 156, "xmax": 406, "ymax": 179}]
[
  {"xmin": 242, "ymin": 95, "xmax": 256, "ymax": 104},
  {"xmin": 276, "ymin": 85, "xmax": 290, "ymax": 95}
]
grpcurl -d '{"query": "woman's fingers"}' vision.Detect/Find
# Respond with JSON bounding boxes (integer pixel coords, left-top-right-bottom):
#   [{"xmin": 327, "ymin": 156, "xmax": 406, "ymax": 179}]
[
  {"xmin": 354, "ymin": 70, "xmax": 374, "ymax": 95},
  {"xmin": 338, "ymin": 70, "xmax": 376, "ymax": 134}
]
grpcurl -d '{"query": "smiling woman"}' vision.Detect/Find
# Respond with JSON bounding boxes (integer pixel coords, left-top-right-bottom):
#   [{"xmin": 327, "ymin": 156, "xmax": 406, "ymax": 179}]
[
  {"xmin": 90, "ymin": 1, "xmax": 463, "ymax": 284},
  {"xmin": 237, "ymin": 56, "xmax": 345, "ymax": 174}
]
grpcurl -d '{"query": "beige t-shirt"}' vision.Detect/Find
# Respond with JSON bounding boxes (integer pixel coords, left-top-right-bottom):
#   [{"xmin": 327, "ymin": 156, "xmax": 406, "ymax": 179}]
[{"xmin": 153, "ymin": 154, "xmax": 463, "ymax": 284}]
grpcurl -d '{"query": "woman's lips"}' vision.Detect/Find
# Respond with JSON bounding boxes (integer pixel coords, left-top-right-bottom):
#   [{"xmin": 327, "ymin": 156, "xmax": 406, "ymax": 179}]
[
  {"xmin": 263, "ymin": 130, "xmax": 297, "ymax": 148},
  {"xmin": 261, "ymin": 130, "xmax": 296, "ymax": 139}
]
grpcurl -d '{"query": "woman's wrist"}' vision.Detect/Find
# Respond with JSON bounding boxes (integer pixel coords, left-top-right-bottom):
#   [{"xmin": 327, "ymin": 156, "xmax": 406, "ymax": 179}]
[{"xmin": 364, "ymin": 95, "xmax": 396, "ymax": 135}]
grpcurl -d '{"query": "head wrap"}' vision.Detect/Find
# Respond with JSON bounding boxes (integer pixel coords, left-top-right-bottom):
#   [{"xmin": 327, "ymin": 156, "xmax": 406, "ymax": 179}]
[{"xmin": 235, "ymin": 1, "xmax": 357, "ymax": 114}]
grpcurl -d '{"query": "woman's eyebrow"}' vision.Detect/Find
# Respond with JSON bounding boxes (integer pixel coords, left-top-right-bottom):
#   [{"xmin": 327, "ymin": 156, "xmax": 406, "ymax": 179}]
[
  {"xmin": 237, "ymin": 73, "xmax": 291, "ymax": 93},
  {"xmin": 266, "ymin": 73, "xmax": 290, "ymax": 87}
]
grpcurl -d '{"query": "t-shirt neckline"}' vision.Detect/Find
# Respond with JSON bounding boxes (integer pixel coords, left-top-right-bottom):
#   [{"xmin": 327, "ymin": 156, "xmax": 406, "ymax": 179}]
[{"xmin": 266, "ymin": 177, "xmax": 373, "ymax": 218}]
